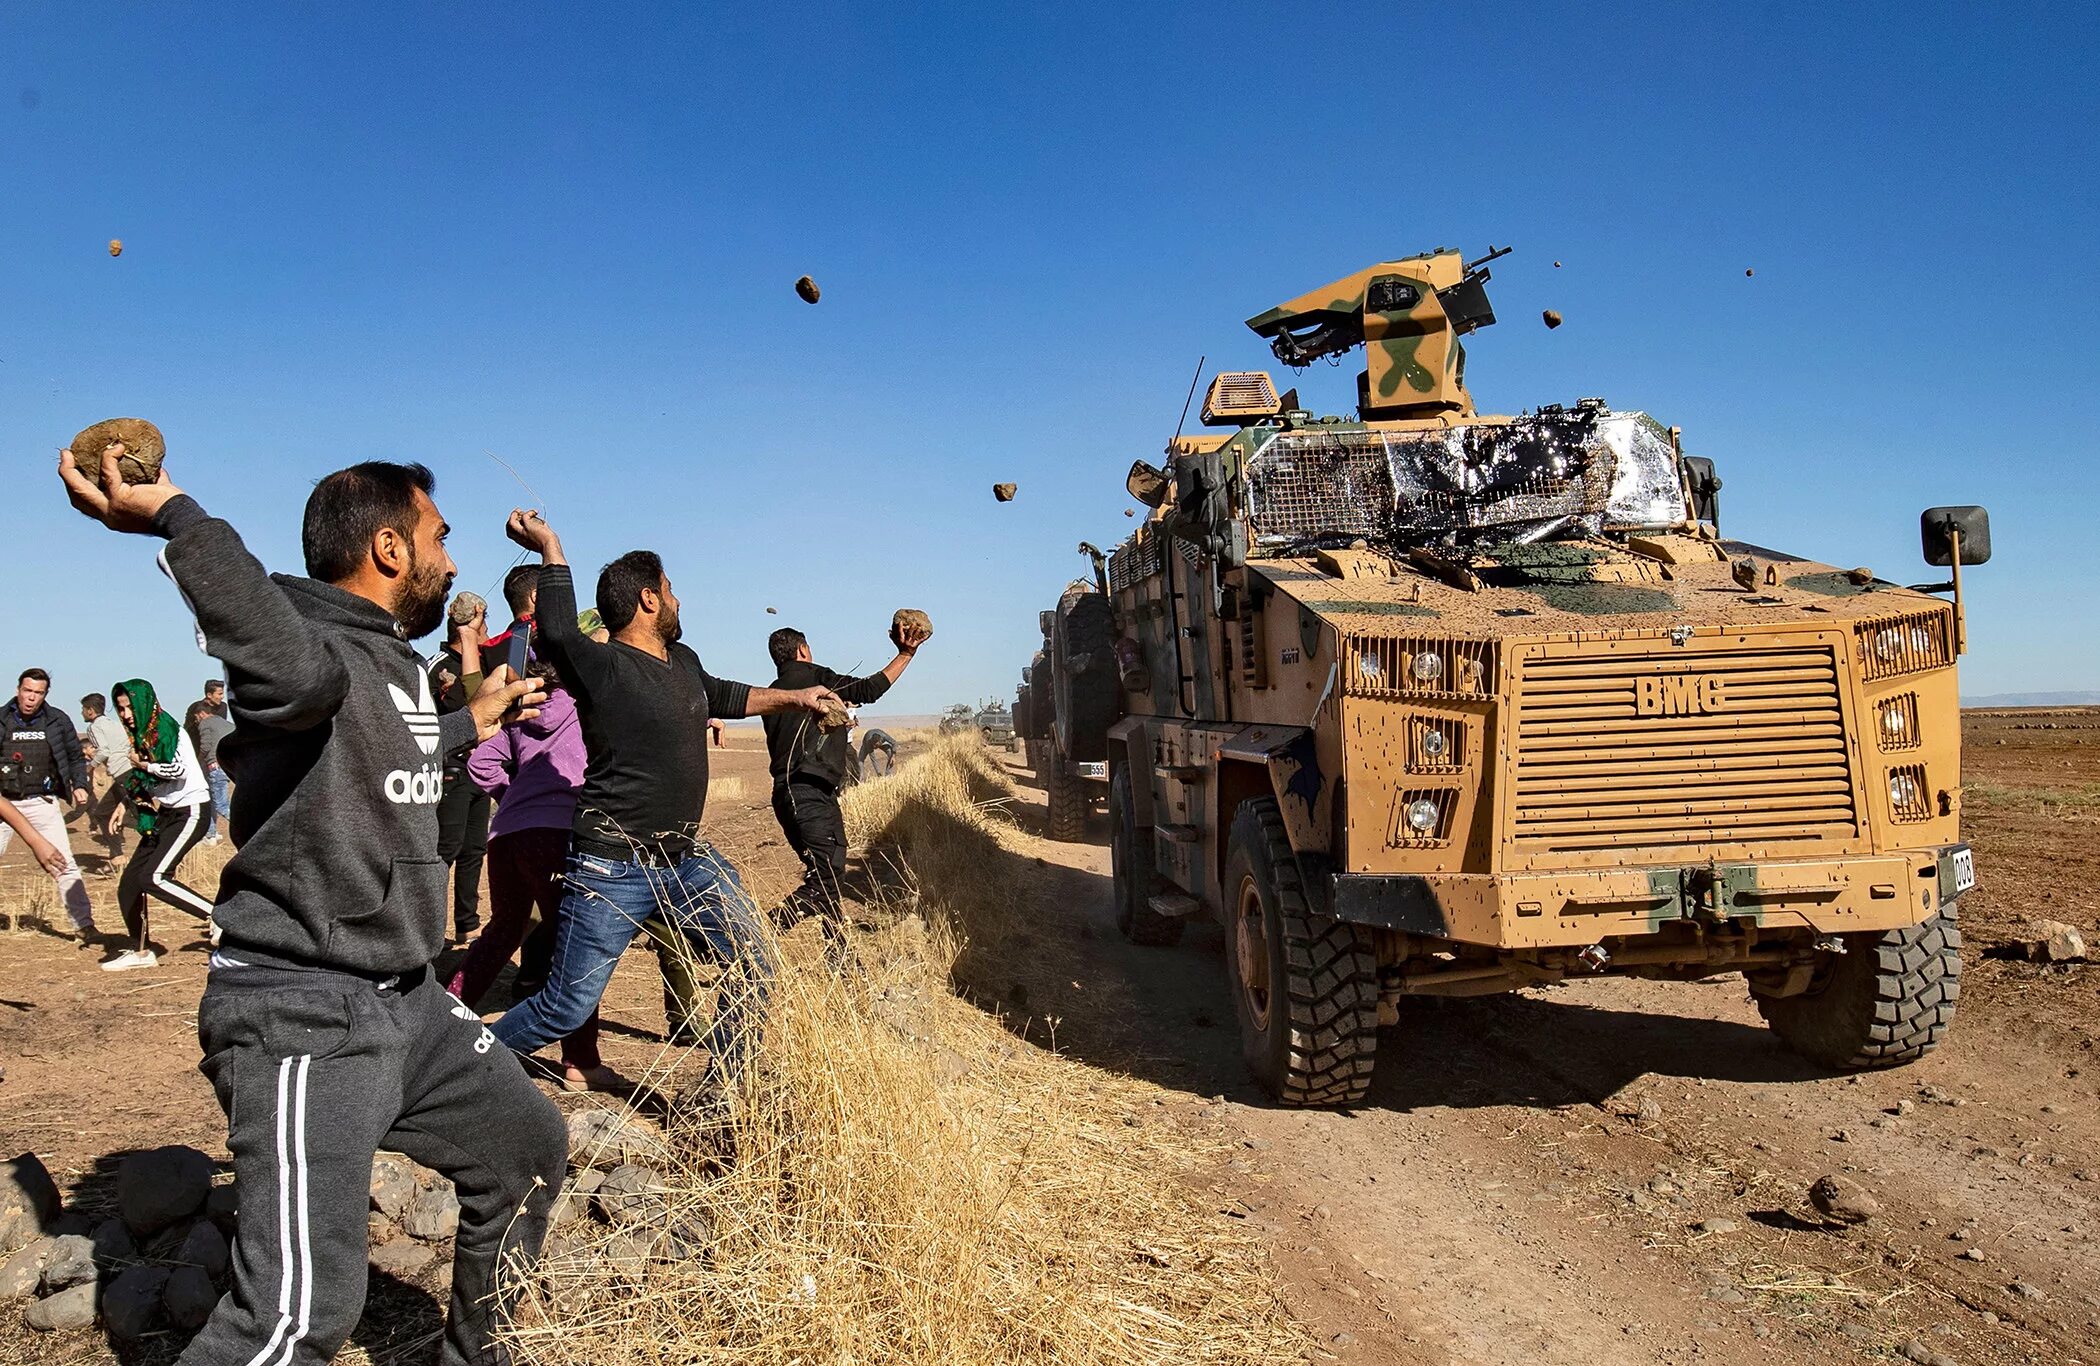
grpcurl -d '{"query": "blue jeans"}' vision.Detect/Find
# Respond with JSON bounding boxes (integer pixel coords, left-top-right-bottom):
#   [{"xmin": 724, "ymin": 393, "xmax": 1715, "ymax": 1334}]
[
  {"xmin": 491, "ymin": 843, "xmax": 771, "ymax": 1085},
  {"xmin": 206, "ymin": 764, "xmax": 230, "ymax": 836}
]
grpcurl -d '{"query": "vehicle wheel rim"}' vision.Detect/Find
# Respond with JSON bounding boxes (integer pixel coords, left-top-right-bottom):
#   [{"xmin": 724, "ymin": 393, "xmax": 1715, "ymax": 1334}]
[{"xmin": 1234, "ymin": 877, "xmax": 1272, "ymax": 1031}]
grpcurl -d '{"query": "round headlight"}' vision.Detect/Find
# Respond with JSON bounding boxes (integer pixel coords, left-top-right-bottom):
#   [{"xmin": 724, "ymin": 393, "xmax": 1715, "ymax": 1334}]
[
  {"xmin": 1888, "ymin": 773, "xmax": 1920, "ymax": 809},
  {"xmin": 1908, "ymin": 624, "xmax": 1934, "ymax": 654},
  {"xmin": 1420, "ymin": 729, "xmax": 1449, "ymax": 760},
  {"xmin": 1357, "ymin": 651, "xmax": 1383, "ymax": 679},
  {"xmin": 1873, "ymin": 627, "xmax": 1904, "ymax": 661},
  {"xmin": 1881, "ymin": 706, "xmax": 1906, "ymax": 737},
  {"xmin": 1406, "ymin": 798, "xmax": 1441, "ymax": 833},
  {"xmin": 1411, "ymin": 652, "xmax": 1444, "ymax": 684}
]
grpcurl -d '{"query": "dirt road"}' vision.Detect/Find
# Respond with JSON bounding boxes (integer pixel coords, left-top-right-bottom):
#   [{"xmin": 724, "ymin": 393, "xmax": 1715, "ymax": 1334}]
[{"xmin": 972, "ymin": 713, "xmax": 2098, "ymax": 1366}]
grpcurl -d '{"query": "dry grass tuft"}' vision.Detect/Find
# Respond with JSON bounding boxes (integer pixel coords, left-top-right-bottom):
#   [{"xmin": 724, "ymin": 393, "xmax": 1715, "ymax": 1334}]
[{"xmin": 506, "ymin": 736, "xmax": 1302, "ymax": 1365}]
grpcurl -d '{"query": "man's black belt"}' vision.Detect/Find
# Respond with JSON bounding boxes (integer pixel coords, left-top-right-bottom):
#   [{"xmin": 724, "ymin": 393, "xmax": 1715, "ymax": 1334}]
[{"xmin": 572, "ymin": 835, "xmax": 694, "ymax": 868}]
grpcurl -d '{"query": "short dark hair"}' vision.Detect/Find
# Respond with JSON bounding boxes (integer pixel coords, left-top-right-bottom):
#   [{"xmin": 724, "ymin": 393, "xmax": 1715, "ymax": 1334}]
[
  {"xmin": 302, "ymin": 462, "xmax": 436, "ymax": 582},
  {"xmin": 503, "ymin": 564, "xmax": 542, "ymax": 617},
  {"xmin": 81, "ymin": 692, "xmax": 106, "ymax": 714},
  {"xmin": 595, "ymin": 551, "xmax": 665, "ymax": 633},
  {"xmin": 204, "ymin": 679, "xmax": 224, "ymax": 694},
  {"xmin": 768, "ymin": 627, "xmax": 808, "ymax": 670},
  {"xmin": 18, "ymin": 668, "xmax": 49, "ymax": 686}
]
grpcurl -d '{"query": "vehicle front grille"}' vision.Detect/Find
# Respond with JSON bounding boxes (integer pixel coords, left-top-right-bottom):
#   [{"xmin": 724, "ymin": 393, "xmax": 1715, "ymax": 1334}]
[{"xmin": 1509, "ymin": 642, "xmax": 1860, "ymax": 856}]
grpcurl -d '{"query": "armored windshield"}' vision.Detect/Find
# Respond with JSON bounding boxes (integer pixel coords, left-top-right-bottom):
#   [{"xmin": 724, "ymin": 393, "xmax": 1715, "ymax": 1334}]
[{"xmin": 1242, "ymin": 408, "xmax": 1687, "ymax": 550}]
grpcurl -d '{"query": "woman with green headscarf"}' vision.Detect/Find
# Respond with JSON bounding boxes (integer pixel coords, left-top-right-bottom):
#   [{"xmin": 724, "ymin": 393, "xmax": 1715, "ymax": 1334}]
[{"xmin": 105, "ymin": 679, "xmax": 215, "ymax": 970}]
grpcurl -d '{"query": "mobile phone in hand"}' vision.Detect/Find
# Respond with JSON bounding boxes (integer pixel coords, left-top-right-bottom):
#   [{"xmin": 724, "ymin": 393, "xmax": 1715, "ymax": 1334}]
[{"xmin": 505, "ymin": 627, "xmax": 530, "ymax": 681}]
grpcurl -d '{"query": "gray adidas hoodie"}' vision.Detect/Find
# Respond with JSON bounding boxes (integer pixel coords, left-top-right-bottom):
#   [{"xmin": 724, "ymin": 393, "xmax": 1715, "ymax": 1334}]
[{"xmin": 155, "ymin": 495, "xmax": 477, "ymax": 974}]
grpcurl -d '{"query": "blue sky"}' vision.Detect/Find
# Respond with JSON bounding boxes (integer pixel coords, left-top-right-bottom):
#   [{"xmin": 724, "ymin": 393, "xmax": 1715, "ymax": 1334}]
[{"xmin": 3, "ymin": 2, "xmax": 2094, "ymax": 716}]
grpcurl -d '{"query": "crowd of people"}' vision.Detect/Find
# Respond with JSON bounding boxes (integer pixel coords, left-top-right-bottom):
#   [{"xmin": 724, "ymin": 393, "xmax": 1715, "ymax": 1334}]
[{"xmin": 34, "ymin": 439, "xmax": 929, "ymax": 1365}]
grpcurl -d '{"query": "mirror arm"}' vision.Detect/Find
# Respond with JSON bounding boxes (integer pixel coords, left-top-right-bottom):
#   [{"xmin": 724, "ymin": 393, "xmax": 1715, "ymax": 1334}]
[{"xmin": 1949, "ymin": 529, "xmax": 1967, "ymax": 655}]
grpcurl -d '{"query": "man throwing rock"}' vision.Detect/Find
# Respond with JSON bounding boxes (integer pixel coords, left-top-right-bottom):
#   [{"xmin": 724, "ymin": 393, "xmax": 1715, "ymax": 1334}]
[
  {"xmin": 59, "ymin": 448, "xmax": 564, "ymax": 1366},
  {"xmin": 763, "ymin": 619, "xmax": 928, "ymax": 926},
  {"xmin": 494, "ymin": 509, "xmax": 836, "ymax": 1096}
]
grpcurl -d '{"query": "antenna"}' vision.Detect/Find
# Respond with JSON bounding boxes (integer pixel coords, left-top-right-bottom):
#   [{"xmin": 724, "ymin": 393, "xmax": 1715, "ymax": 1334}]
[{"xmin": 1171, "ymin": 355, "xmax": 1207, "ymax": 443}]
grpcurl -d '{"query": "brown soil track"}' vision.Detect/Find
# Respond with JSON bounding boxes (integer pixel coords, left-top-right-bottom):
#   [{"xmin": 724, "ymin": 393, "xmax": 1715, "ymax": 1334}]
[
  {"xmin": 3, "ymin": 718, "xmax": 2095, "ymax": 1364},
  {"xmin": 968, "ymin": 711, "xmax": 2100, "ymax": 1365}
]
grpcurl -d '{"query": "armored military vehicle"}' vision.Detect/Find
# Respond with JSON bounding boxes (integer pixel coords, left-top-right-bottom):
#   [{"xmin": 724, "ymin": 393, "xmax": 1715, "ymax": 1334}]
[
  {"xmin": 1085, "ymin": 247, "xmax": 1990, "ymax": 1107},
  {"xmin": 976, "ymin": 700, "xmax": 1017, "ymax": 751}
]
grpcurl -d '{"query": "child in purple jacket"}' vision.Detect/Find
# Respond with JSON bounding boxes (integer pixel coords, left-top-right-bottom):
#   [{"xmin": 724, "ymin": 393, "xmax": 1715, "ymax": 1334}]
[{"xmin": 448, "ymin": 675, "xmax": 615, "ymax": 1090}]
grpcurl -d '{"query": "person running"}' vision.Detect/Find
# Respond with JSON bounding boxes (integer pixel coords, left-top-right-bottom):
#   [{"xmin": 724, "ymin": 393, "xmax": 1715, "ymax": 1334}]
[
  {"xmin": 102, "ymin": 679, "xmax": 215, "ymax": 970},
  {"xmin": 763, "ymin": 622, "xmax": 929, "ymax": 926},
  {"xmin": 492, "ymin": 509, "xmax": 835, "ymax": 1096},
  {"xmin": 447, "ymin": 649, "xmax": 618, "ymax": 1091},
  {"xmin": 81, "ymin": 691, "xmax": 136, "ymax": 858},
  {"xmin": 0, "ymin": 667, "xmax": 96, "ymax": 938},
  {"xmin": 58, "ymin": 445, "xmax": 563, "ymax": 1366}
]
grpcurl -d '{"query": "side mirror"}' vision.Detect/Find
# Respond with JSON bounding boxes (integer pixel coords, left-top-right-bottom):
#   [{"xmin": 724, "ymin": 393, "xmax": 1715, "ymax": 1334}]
[
  {"xmin": 1921, "ymin": 506, "xmax": 1991, "ymax": 566},
  {"xmin": 1125, "ymin": 460, "xmax": 1169, "ymax": 509},
  {"xmin": 1682, "ymin": 456, "xmax": 1722, "ymax": 527}
]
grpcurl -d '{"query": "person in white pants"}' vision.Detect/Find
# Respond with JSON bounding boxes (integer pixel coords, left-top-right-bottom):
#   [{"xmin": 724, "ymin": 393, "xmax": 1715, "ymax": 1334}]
[{"xmin": 0, "ymin": 668, "xmax": 96, "ymax": 936}]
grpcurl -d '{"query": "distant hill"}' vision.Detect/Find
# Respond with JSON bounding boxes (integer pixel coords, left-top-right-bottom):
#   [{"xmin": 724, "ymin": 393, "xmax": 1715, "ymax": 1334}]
[{"xmin": 1962, "ymin": 691, "xmax": 2100, "ymax": 708}]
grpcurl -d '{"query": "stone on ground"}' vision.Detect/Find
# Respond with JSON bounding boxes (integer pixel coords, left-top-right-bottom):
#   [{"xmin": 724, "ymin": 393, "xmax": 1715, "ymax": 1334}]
[
  {"xmin": 117, "ymin": 1145, "xmax": 213, "ymax": 1237},
  {"xmin": 593, "ymin": 1164, "xmax": 667, "ymax": 1227},
  {"xmin": 24, "ymin": 1281, "xmax": 98, "ymax": 1331},
  {"xmin": 369, "ymin": 1152, "xmax": 417, "ymax": 1219},
  {"xmin": 564, "ymin": 1108, "xmax": 667, "ymax": 1169},
  {"xmin": 403, "ymin": 1185, "xmax": 461, "ymax": 1242},
  {"xmin": 163, "ymin": 1264, "xmax": 221, "ymax": 1329},
  {"xmin": 1, "ymin": 1153, "xmax": 61, "ymax": 1252},
  {"xmin": 40, "ymin": 1234, "xmax": 100, "ymax": 1292},
  {"xmin": 178, "ymin": 1218, "xmax": 230, "ymax": 1277},
  {"xmin": 103, "ymin": 1265, "xmax": 173, "ymax": 1340},
  {"xmin": 0, "ymin": 1236, "xmax": 54, "ymax": 1300},
  {"xmin": 1808, "ymin": 1173, "xmax": 1879, "ymax": 1225},
  {"xmin": 2023, "ymin": 919, "xmax": 2087, "ymax": 962},
  {"xmin": 369, "ymin": 1237, "xmax": 437, "ymax": 1278}
]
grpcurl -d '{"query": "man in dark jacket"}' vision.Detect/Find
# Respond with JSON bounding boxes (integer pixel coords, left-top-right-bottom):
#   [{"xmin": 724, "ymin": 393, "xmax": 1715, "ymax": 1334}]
[
  {"xmin": 763, "ymin": 622, "xmax": 929, "ymax": 924},
  {"xmin": 0, "ymin": 667, "xmax": 95, "ymax": 935},
  {"xmin": 59, "ymin": 445, "xmax": 562, "ymax": 1366}
]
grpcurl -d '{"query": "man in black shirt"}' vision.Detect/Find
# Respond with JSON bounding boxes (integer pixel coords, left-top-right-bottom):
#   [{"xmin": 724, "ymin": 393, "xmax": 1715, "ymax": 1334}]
[
  {"xmin": 492, "ymin": 511, "xmax": 836, "ymax": 1090},
  {"xmin": 764, "ymin": 622, "xmax": 928, "ymax": 924}
]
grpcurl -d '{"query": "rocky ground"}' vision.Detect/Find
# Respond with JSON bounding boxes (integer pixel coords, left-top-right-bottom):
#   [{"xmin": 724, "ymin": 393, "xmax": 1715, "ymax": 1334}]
[{"xmin": 2, "ymin": 715, "xmax": 2095, "ymax": 1365}]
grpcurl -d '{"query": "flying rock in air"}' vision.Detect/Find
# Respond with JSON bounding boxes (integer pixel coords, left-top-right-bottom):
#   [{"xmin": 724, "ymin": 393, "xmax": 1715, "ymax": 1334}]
[
  {"xmin": 108, "ymin": 239, "xmax": 123, "ymax": 257},
  {"xmin": 1541, "ymin": 310, "xmax": 1562, "ymax": 329},
  {"xmin": 993, "ymin": 483, "xmax": 1017, "ymax": 503},
  {"xmin": 795, "ymin": 275, "xmax": 821, "ymax": 304}
]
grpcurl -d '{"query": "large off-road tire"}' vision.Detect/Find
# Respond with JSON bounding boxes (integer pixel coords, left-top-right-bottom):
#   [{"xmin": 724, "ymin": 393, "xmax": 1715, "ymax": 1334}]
[
  {"xmin": 1043, "ymin": 743, "xmax": 1089, "ymax": 843},
  {"xmin": 1222, "ymin": 797, "xmax": 1378, "ymax": 1107},
  {"xmin": 1053, "ymin": 591, "xmax": 1119, "ymax": 764},
  {"xmin": 1109, "ymin": 766, "xmax": 1183, "ymax": 947},
  {"xmin": 1752, "ymin": 904, "xmax": 1961, "ymax": 1069}
]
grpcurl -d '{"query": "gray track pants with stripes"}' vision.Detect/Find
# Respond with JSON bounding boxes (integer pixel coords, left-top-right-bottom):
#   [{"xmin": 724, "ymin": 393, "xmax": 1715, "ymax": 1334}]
[{"xmin": 180, "ymin": 962, "xmax": 568, "ymax": 1365}]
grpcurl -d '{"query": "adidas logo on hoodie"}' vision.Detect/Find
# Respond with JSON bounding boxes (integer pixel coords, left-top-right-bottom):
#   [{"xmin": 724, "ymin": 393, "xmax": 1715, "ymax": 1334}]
[{"xmin": 384, "ymin": 671, "xmax": 445, "ymax": 804}]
